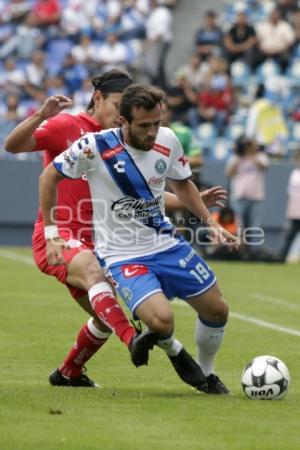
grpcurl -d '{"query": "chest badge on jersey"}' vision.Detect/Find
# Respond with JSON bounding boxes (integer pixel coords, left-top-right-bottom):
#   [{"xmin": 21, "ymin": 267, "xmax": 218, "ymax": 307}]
[
  {"xmin": 83, "ymin": 147, "xmax": 95, "ymax": 160},
  {"xmin": 155, "ymin": 159, "xmax": 167, "ymax": 175}
]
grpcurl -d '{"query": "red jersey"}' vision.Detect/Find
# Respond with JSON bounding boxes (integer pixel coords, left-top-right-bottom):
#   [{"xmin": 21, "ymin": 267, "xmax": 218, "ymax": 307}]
[{"xmin": 33, "ymin": 112, "xmax": 101, "ymax": 245}]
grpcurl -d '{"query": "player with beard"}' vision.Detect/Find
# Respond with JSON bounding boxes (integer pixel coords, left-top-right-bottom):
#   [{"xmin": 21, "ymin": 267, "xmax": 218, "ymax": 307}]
[
  {"xmin": 6, "ymin": 72, "xmax": 227, "ymax": 388},
  {"xmin": 38, "ymin": 84, "xmax": 239, "ymax": 394}
]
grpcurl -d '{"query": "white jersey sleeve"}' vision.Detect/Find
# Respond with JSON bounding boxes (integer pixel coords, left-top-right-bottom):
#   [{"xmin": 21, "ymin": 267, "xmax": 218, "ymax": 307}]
[
  {"xmin": 166, "ymin": 129, "xmax": 192, "ymax": 180},
  {"xmin": 53, "ymin": 133, "xmax": 97, "ymax": 178}
]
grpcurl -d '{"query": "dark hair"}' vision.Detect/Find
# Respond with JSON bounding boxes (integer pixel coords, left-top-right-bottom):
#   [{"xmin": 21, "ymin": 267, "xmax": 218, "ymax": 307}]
[
  {"xmin": 205, "ymin": 9, "xmax": 216, "ymax": 17},
  {"xmin": 234, "ymin": 135, "xmax": 254, "ymax": 156},
  {"xmin": 87, "ymin": 69, "xmax": 132, "ymax": 111},
  {"xmin": 120, "ymin": 84, "xmax": 165, "ymax": 122}
]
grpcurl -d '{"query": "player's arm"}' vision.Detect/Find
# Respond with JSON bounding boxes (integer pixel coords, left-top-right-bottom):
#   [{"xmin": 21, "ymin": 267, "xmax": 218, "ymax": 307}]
[
  {"xmin": 39, "ymin": 163, "xmax": 67, "ymax": 265},
  {"xmin": 39, "ymin": 133, "xmax": 96, "ymax": 265},
  {"xmin": 167, "ymin": 178, "xmax": 239, "ymax": 248},
  {"xmin": 4, "ymin": 94, "xmax": 72, "ymax": 153},
  {"xmin": 164, "ymin": 186, "xmax": 227, "ymax": 212}
]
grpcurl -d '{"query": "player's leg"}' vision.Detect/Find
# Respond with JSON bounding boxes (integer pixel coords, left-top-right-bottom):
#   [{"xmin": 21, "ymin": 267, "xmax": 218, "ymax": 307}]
[
  {"xmin": 135, "ymin": 293, "xmax": 208, "ymax": 392},
  {"xmin": 187, "ymin": 283, "xmax": 230, "ymax": 394},
  {"xmin": 51, "ymin": 292, "xmax": 112, "ymax": 386},
  {"xmin": 109, "ymin": 260, "xmax": 208, "ymax": 392},
  {"xmin": 65, "ymin": 250, "xmax": 156, "ymax": 369},
  {"xmin": 155, "ymin": 240, "xmax": 229, "ymax": 394},
  {"xmin": 66, "ymin": 250, "xmax": 136, "ymax": 347}
]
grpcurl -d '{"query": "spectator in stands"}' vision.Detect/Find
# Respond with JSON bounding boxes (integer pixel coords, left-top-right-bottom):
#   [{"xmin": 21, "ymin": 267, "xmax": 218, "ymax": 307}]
[
  {"xmin": 277, "ymin": 0, "xmax": 300, "ymax": 23},
  {"xmin": 175, "ymin": 54, "xmax": 209, "ymax": 91},
  {"xmin": 165, "ymin": 71, "xmax": 195, "ymax": 123},
  {"xmin": 0, "ymin": 0, "xmax": 31, "ymax": 24},
  {"xmin": 73, "ymin": 78, "xmax": 93, "ymax": 110},
  {"xmin": 143, "ymin": 0, "xmax": 173, "ymax": 88},
  {"xmin": 118, "ymin": 0, "xmax": 146, "ymax": 41},
  {"xmin": 291, "ymin": 10, "xmax": 300, "ymax": 54},
  {"xmin": 255, "ymin": 5, "xmax": 295, "ymax": 72},
  {"xmin": 223, "ymin": 8, "xmax": 257, "ymax": 70},
  {"xmin": 28, "ymin": 0, "xmax": 61, "ymax": 27},
  {"xmin": 71, "ymin": 34, "xmax": 97, "ymax": 66},
  {"xmin": 97, "ymin": 31, "xmax": 129, "ymax": 72},
  {"xmin": 161, "ymin": 100, "xmax": 203, "ymax": 175},
  {"xmin": 187, "ymin": 55, "xmax": 233, "ymax": 135},
  {"xmin": 225, "ymin": 136, "xmax": 269, "ymax": 255},
  {"xmin": 59, "ymin": 54, "xmax": 88, "ymax": 94},
  {"xmin": 206, "ymin": 207, "xmax": 241, "ymax": 260},
  {"xmin": 24, "ymin": 50, "xmax": 47, "ymax": 97},
  {"xmin": 0, "ymin": 58, "xmax": 25, "ymax": 96},
  {"xmin": 279, "ymin": 148, "xmax": 300, "ymax": 261},
  {"xmin": 92, "ymin": 0, "xmax": 122, "ymax": 39},
  {"xmin": 45, "ymin": 74, "xmax": 68, "ymax": 97},
  {"xmin": 194, "ymin": 10, "xmax": 223, "ymax": 61},
  {"xmin": 0, "ymin": 13, "xmax": 44, "ymax": 60},
  {"xmin": 245, "ymin": 77, "xmax": 289, "ymax": 157},
  {"xmin": 61, "ymin": 1, "xmax": 97, "ymax": 39}
]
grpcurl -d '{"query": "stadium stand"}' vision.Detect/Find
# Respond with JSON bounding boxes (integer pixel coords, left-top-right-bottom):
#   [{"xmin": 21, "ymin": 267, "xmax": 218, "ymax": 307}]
[{"xmin": 1, "ymin": 0, "xmax": 300, "ymax": 165}]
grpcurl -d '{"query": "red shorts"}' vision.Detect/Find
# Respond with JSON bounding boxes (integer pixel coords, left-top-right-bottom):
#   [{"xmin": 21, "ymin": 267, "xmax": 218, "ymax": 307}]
[{"xmin": 32, "ymin": 222, "xmax": 94, "ymax": 300}]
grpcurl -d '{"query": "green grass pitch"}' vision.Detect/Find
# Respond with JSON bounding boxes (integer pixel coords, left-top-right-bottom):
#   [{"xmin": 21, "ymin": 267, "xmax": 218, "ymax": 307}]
[{"xmin": 0, "ymin": 247, "xmax": 299, "ymax": 450}]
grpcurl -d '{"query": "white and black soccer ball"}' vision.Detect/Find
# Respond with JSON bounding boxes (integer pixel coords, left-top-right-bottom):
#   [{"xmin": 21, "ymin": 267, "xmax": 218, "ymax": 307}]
[{"xmin": 241, "ymin": 355, "xmax": 290, "ymax": 400}]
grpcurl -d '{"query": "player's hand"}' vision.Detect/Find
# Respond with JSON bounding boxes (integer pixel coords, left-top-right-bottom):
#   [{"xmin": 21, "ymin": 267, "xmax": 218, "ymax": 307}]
[
  {"xmin": 46, "ymin": 237, "xmax": 69, "ymax": 265},
  {"xmin": 208, "ymin": 221, "xmax": 240, "ymax": 250},
  {"xmin": 201, "ymin": 186, "xmax": 227, "ymax": 208},
  {"xmin": 38, "ymin": 95, "xmax": 73, "ymax": 120}
]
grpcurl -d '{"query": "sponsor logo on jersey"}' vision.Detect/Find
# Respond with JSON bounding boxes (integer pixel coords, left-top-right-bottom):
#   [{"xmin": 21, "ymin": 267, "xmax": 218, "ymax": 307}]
[
  {"xmin": 111, "ymin": 195, "xmax": 162, "ymax": 220},
  {"xmin": 83, "ymin": 147, "xmax": 95, "ymax": 160},
  {"xmin": 179, "ymin": 249, "xmax": 195, "ymax": 268},
  {"xmin": 178, "ymin": 155, "xmax": 188, "ymax": 167},
  {"xmin": 101, "ymin": 145, "xmax": 123, "ymax": 160},
  {"xmin": 148, "ymin": 175, "xmax": 165, "ymax": 185},
  {"xmin": 63, "ymin": 152, "xmax": 75, "ymax": 168},
  {"xmin": 155, "ymin": 159, "xmax": 167, "ymax": 175},
  {"xmin": 122, "ymin": 264, "xmax": 149, "ymax": 278},
  {"xmin": 153, "ymin": 143, "xmax": 171, "ymax": 157},
  {"xmin": 113, "ymin": 160, "xmax": 125, "ymax": 173}
]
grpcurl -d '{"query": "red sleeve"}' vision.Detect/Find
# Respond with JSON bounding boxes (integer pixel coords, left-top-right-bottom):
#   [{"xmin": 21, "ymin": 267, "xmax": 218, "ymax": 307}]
[{"xmin": 33, "ymin": 114, "xmax": 71, "ymax": 154}]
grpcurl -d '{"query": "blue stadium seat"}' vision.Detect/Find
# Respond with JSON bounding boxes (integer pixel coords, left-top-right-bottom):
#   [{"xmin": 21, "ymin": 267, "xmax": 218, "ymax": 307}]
[
  {"xmin": 255, "ymin": 60, "xmax": 280, "ymax": 83},
  {"xmin": 290, "ymin": 122, "xmax": 300, "ymax": 141},
  {"xmin": 46, "ymin": 38, "xmax": 73, "ymax": 69},
  {"xmin": 286, "ymin": 59, "xmax": 300, "ymax": 88},
  {"xmin": 225, "ymin": 122, "xmax": 245, "ymax": 142},
  {"xmin": 197, "ymin": 123, "xmax": 217, "ymax": 157},
  {"xmin": 230, "ymin": 60, "xmax": 250, "ymax": 87},
  {"xmin": 213, "ymin": 138, "xmax": 232, "ymax": 160}
]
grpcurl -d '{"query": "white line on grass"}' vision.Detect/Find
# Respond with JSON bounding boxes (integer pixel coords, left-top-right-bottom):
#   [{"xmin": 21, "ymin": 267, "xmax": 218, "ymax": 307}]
[
  {"xmin": 0, "ymin": 249, "xmax": 35, "ymax": 266},
  {"xmin": 250, "ymin": 292, "xmax": 299, "ymax": 310},
  {"xmin": 173, "ymin": 300, "xmax": 300, "ymax": 337},
  {"xmin": 2, "ymin": 250, "xmax": 300, "ymax": 338},
  {"xmin": 230, "ymin": 312, "xmax": 300, "ymax": 337}
]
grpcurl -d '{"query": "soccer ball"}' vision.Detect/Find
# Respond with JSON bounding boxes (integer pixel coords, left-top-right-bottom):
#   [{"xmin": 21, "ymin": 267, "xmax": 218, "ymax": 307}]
[{"xmin": 241, "ymin": 355, "xmax": 290, "ymax": 400}]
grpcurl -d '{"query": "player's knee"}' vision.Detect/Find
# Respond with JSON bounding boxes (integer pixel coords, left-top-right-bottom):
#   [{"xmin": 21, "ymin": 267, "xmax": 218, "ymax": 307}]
[
  {"xmin": 209, "ymin": 298, "xmax": 229, "ymax": 323},
  {"xmin": 149, "ymin": 311, "xmax": 174, "ymax": 335},
  {"xmin": 83, "ymin": 262, "xmax": 106, "ymax": 287}
]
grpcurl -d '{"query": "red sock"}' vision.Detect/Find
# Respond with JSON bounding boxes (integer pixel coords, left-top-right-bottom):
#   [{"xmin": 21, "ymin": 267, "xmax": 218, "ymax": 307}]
[
  {"xmin": 89, "ymin": 283, "xmax": 136, "ymax": 347},
  {"xmin": 59, "ymin": 321, "xmax": 109, "ymax": 378}
]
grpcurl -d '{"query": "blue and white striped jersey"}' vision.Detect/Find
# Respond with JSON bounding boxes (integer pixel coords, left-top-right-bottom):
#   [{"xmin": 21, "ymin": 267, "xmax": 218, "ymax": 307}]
[{"xmin": 53, "ymin": 126, "xmax": 192, "ymax": 265}]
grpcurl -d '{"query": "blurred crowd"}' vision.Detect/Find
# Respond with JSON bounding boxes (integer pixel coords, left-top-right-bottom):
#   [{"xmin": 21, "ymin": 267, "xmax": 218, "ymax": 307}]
[
  {"xmin": 0, "ymin": 0, "xmax": 176, "ymax": 159},
  {"xmin": 2, "ymin": 0, "xmax": 300, "ymax": 162},
  {"xmin": 1, "ymin": 0, "xmax": 299, "ymax": 260}
]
